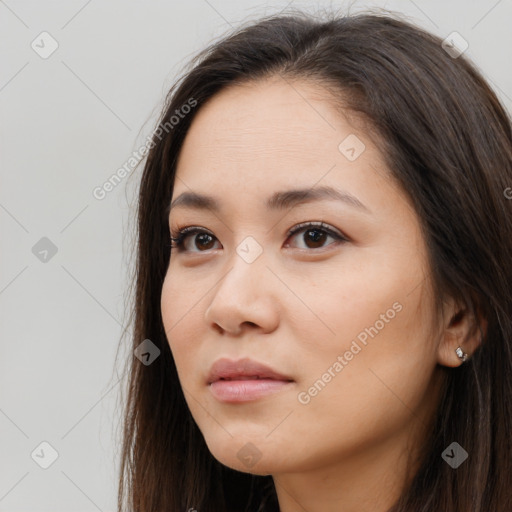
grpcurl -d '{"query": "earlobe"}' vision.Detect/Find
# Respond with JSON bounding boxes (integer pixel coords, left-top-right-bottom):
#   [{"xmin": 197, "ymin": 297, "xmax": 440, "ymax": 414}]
[
  {"xmin": 436, "ymin": 297, "xmax": 486, "ymax": 368},
  {"xmin": 437, "ymin": 319, "xmax": 470, "ymax": 368}
]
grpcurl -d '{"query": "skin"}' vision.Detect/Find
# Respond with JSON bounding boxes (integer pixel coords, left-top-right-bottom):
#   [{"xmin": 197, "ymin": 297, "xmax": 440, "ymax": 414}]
[{"xmin": 160, "ymin": 76, "xmax": 481, "ymax": 512}]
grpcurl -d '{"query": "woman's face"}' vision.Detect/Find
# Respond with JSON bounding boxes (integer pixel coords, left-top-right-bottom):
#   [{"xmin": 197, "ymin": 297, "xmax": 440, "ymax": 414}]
[{"xmin": 161, "ymin": 76, "xmax": 445, "ymax": 478}]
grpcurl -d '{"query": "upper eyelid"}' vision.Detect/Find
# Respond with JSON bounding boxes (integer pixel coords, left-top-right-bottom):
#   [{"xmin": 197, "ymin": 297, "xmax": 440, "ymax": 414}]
[
  {"xmin": 170, "ymin": 221, "xmax": 343, "ymax": 237},
  {"xmin": 287, "ymin": 221, "xmax": 344, "ymax": 238},
  {"xmin": 170, "ymin": 222, "xmax": 347, "ymax": 247}
]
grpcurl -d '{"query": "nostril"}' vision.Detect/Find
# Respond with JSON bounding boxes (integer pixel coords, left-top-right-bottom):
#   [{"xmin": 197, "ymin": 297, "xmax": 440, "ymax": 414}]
[{"xmin": 211, "ymin": 321, "xmax": 258, "ymax": 336}]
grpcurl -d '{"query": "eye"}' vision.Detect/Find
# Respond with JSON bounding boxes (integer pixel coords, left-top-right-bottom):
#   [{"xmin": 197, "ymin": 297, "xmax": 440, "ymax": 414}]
[
  {"xmin": 169, "ymin": 221, "xmax": 348, "ymax": 254},
  {"xmin": 284, "ymin": 221, "xmax": 348, "ymax": 250},
  {"xmin": 169, "ymin": 226, "xmax": 220, "ymax": 253}
]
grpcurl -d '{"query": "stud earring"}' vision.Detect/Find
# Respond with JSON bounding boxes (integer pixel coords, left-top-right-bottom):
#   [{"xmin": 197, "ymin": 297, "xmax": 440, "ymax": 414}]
[{"xmin": 455, "ymin": 346, "xmax": 468, "ymax": 363}]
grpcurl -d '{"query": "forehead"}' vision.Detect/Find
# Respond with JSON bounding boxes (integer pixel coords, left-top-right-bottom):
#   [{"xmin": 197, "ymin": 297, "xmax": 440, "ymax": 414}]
[
  {"xmin": 174, "ymin": 77, "xmax": 390, "ymax": 194},
  {"xmin": 180, "ymin": 78, "xmax": 358, "ymax": 155}
]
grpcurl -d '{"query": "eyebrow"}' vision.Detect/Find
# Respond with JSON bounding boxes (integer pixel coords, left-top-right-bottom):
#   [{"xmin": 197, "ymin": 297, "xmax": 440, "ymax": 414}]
[{"xmin": 168, "ymin": 186, "xmax": 371, "ymax": 216}]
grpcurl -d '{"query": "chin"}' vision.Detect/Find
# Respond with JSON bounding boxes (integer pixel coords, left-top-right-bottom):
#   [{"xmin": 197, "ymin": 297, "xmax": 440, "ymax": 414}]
[
  {"xmin": 202, "ymin": 433, "xmax": 289, "ymax": 475},
  {"xmin": 214, "ymin": 453, "xmax": 279, "ymax": 476}
]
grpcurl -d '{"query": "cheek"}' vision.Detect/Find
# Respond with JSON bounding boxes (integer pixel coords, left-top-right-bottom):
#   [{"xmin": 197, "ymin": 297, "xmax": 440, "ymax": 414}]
[
  {"xmin": 161, "ymin": 268, "xmax": 202, "ymax": 331},
  {"xmin": 160, "ymin": 273, "xmax": 203, "ymax": 374},
  {"xmin": 292, "ymin": 268, "xmax": 435, "ymax": 418},
  {"xmin": 289, "ymin": 263, "xmax": 410, "ymax": 362},
  {"xmin": 284, "ymin": 311, "xmax": 435, "ymax": 471}
]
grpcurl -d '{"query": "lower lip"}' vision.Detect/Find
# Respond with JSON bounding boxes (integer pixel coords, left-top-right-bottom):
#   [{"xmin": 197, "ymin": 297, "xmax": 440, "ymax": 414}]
[{"xmin": 209, "ymin": 379, "xmax": 293, "ymax": 402}]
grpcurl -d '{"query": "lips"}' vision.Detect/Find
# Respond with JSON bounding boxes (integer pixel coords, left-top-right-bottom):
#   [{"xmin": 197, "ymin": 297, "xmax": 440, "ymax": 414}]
[{"xmin": 207, "ymin": 357, "xmax": 293, "ymax": 384}]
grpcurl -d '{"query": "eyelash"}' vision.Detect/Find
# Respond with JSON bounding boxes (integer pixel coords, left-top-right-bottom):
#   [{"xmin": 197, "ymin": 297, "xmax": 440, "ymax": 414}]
[{"xmin": 168, "ymin": 221, "xmax": 348, "ymax": 253}]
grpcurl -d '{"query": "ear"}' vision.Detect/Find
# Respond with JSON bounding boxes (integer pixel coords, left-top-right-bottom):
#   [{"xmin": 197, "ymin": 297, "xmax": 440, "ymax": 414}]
[{"xmin": 437, "ymin": 294, "xmax": 487, "ymax": 368}]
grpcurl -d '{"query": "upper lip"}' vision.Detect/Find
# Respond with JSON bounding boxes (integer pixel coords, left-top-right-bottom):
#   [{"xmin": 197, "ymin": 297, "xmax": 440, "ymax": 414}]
[{"xmin": 207, "ymin": 357, "xmax": 294, "ymax": 384}]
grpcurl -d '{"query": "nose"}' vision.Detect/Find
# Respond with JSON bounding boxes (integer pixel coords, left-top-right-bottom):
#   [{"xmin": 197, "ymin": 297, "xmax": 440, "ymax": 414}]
[{"xmin": 204, "ymin": 253, "xmax": 280, "ymax": 336}]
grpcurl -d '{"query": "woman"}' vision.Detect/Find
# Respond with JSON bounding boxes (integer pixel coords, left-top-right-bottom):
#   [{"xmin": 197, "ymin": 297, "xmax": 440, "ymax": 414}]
[{"xmin": 117, "ymin": 9, "xmax": 512, "ymax": 512}]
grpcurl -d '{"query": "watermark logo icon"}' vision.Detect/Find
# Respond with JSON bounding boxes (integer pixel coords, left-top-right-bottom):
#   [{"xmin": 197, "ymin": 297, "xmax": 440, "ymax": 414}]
[
  {"xmin": 237, "ymin": 442, "xmax": 262, "ymax": 468},
  {"xmin": 134, "ymin": 338, "xmax": 161, "ymax": 366},
  {"xmin": 338, "ymin": 134, "xmax": 366, "ymax": 161},
  {"xmin": 31, "ymin": 32, "xmax": 59, "ymax": 59},
  {"xmin": 442, "ymin": 32, "xmax": 468, "ymax": 59},
  {"xmin": 31, "ymin": 441, "xmax": 59, "ymax": 469},
  {"xmin": 442, "ymin": 441, "xmax": 468, "ymax": 468},
  {"xmin": 32, "ymin": 237, "xmax": 58, "ymax": 263},
  {"xmin": 236, "ymin": 236, "xmax": 263, "ymax": 264}
]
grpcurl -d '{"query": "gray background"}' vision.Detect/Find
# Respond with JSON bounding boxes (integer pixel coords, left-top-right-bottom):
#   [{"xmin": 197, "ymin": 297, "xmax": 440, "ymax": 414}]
[{"xmin": 1, "ymin": 0, "xmax": 510, "ymax": 510}]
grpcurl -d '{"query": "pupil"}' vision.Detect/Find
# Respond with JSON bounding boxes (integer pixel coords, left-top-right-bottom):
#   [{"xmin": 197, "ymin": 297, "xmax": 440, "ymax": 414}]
[
  {"xmin": 306, "ymin": 229, "xmax": 326, "ymax": 248},
  {"xmin": 197, "ymin": 233, "xmax": 213, "ymax": 249}
]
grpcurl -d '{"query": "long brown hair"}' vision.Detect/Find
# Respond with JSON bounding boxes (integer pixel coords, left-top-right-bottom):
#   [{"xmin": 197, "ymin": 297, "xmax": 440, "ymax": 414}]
[{"xmin": 116, "ymin": 8, "xmax": 512, "ymax": 511}]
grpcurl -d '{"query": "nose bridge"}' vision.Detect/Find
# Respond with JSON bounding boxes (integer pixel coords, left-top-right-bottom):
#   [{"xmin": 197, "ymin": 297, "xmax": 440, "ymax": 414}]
[
  {"xmin": 217, "ymin": 241, "xmax": 268, "ymax": 300},
  {"xmin": 204, "ymin": 240, "xmax": 279, "ymax": 334}
]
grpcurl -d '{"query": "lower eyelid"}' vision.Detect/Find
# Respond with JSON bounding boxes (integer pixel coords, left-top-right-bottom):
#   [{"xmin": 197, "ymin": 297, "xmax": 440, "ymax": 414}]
[{"xmin": 170, "ymin": 224, "xmax": 347, "ymax": 253}]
